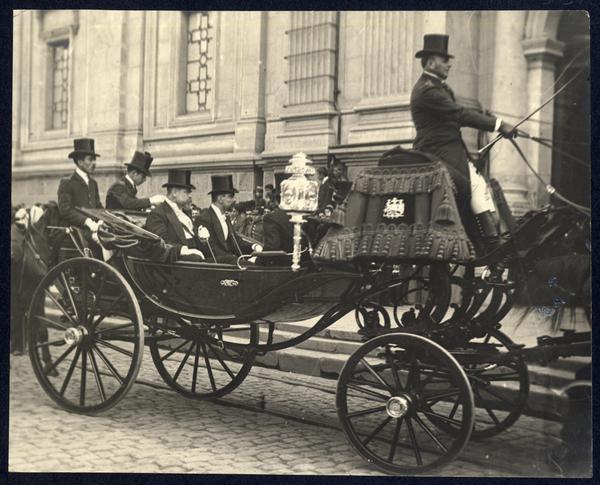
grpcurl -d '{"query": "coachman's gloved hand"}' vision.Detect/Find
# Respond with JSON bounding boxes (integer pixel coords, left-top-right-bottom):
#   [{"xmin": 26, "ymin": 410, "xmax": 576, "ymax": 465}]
[{"xmin": 499, "ymin": 121, "xmax": 518, "ymax": 139}]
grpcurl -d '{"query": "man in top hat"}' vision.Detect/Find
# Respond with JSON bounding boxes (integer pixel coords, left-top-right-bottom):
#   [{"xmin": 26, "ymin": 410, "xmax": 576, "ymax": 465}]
[
  {"xmin": 410, "ymin": 34, "xmax": 517, "ymax": 254},
  {"xmin": 144, "ymin": 169, "xmax": 205, "ymax": 261},
  {"xmin": 57, "ymin": 138, "xmax": 103, "ymax": 232},
  {"xmin": 106, "ymin": 151, "xmax": 166, "ymax": 210},
  {"xmin": 195, "ymin": 175, "xmax": 262, "ymax": 264}
]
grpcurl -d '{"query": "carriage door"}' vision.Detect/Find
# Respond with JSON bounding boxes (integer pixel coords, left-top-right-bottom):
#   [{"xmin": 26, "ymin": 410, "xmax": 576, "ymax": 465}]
[{"xmin": 551, "ymin": 11, "xmax": 590, "ymax": 208}]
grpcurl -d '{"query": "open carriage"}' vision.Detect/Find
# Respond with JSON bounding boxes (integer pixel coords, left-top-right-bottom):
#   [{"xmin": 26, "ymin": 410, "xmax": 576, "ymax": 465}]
[{"xmin": 25, "ymin": 150, "xmax": 591, "ymax": 475}]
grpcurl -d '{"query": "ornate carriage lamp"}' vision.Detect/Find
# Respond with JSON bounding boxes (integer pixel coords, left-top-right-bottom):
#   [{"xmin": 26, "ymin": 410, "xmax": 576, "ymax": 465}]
[{"xmin": 280, "ymin": 152, "xmax": 319, "ymax": 271}]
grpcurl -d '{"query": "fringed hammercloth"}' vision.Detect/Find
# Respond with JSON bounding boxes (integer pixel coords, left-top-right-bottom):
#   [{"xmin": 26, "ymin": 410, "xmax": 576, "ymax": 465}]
[{"xmin": 313, "ymin": 161, "xmax": 476, "ymax": 263}]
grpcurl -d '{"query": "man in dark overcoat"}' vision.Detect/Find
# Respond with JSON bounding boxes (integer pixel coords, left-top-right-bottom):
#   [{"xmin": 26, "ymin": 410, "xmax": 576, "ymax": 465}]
[
  {"xmin": 195, "ymin": 175, "xmax": 262, "ymax": 264},
  {"xmin": 57, "ymin": 138, "xmax": 103, "ymax": 232},
  {"xmin": 144, "ymin": 169, "xmax": 205, "ymax": 262},
  {"xmin": 410, "ymin": 34, "xmax": 517, "ymax": 252},
  {"xmin": 106, "ymin": 151, "xmax": 165, "ymax": 210}
]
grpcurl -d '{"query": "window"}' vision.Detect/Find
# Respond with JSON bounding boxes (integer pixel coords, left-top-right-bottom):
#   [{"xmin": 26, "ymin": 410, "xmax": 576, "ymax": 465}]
[
  {"xmin": 185, "ymin": 11, "xmax": 212, "ymax": 113},
  {"xmin": 49, "ymin": 41, "xmax": 69, "ymax": 130}
]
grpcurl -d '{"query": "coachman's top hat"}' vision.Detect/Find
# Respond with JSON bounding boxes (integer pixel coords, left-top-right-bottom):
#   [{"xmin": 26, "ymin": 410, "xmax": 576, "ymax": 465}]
[
  {"xmin": 68, "ymin": 138, "xmax": 101, "ymax": 159},
  {"xmin": 415, "ymin": 34, "xmax": 454, "ymax": 59},
  {"xmin": 209, "ymin": 175, "xmax": 238, "ymax": 195},
  {"xmin": 162, "ymin": 169, "xmax": 196, "ymax": 190},
  {"xmin": 126, "ymin": 151, "xmax": 154, "ymax": 176}
]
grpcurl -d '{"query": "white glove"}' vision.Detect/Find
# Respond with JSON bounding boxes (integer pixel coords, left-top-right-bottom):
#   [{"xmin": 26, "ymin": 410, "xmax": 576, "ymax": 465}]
[
  {"xmin": 84, "ymin": 218, "xmax": 100, "ymax": 232},
  {"xmin": 252, "ymin": 243, "xmax": 263, "ymax": 253},
  {"xmin": 197, "ymin": 225, "xmax": 211, "ymax": 240},
  {"xmin": 149, "ymin": 194, "xmax": 166, "ymax": 205},
  {"xmin": 180, "ymin": 246, "xmax": 205, "ymax": 259}
]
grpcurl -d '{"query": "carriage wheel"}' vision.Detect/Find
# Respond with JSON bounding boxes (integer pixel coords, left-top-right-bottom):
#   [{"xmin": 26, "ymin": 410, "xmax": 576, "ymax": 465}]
[
  {"xmin": 149, "ymin": 320, "xmax": 258, "ymax": 399},
  {"xmin": 27, "ymin": 257, "xmax": 144, "ymax": 414},
  {"xmin": 462, "ymin": 329, "xmax": 529, "ymax": 440},
  {"xmin": 337, "ymin": 333, "xmax": 474, "ymax": 474},
  {"xmin": 355, "ymin": 302, "xmax": 391, "ymax": 331},
  {"xmin": 390, "ymin": 262, "xmax": 451, "ymax": 327}
]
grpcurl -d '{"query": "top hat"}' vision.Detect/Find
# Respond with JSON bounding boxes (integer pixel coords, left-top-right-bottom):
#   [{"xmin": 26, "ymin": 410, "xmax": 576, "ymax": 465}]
[
  {"xmin": 415, "ymin": 34, "xmax": 454, "ymax": 59},
  {"xmin": 162, "ymin": 169, "xmax": 196, "ymax": 190},
  {"xmin": 209, "ymin": 175, "xmax": 238, "ymax": 195},
  {"xmin": 68, "ymin": 138, "xmax": 101, "ymax": 159},
  {"xmin": 125, "ymin": 151, "xmax": 154, "ymax": 176}
]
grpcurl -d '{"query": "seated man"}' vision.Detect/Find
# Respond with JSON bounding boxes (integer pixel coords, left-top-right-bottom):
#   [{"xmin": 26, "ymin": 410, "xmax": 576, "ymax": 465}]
[
  {"xmin": 144, "ymin": 169, "xmax": 205, "ymax": 262},
  {"xmin": 195, "ymin": 175, "xmax": 262, "ymax": 264},
  {"xmin": 106, "ymin": 150, "xmax": 165, "ymax": 210}
]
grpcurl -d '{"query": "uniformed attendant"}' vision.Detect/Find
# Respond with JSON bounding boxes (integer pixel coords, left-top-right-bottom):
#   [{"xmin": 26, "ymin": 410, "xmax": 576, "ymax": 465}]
[
  {"xmin": 410, "ymin": 34, "xmax": 517, "ymax": 253},
  {"xmin": 105, "ymin": 150, "xmax": 165, "ymax": 210},
  {"xmin": 57, "ymin": 138, "xmax": 103, "ymax": 233}
]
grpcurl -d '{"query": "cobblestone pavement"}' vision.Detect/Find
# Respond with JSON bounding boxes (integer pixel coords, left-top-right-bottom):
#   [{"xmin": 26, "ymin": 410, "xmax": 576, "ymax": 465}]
[{"xmin": 9, "ymin": 351, "xmax": 563, "ymax": 476}]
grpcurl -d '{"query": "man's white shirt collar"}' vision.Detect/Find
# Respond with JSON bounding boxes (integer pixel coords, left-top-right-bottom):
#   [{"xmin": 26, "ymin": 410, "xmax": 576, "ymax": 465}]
[
  {"xmin": 211, "ymin": 203, "xmax": 229, "ymax": 239},
  {"xmin": 423, "ymin": 70, "xmax": 446, "ymax": 83},
  {"xmin": 125, "ymin": 174, "xmax": 136, "ymax": 188},
  {"xmin": 165, "ymin": 197, "xmax": 194, "ymax": 234},
  {"xmin": 75, "ymin": 167, "xmax": 90, "ymax": 185}
]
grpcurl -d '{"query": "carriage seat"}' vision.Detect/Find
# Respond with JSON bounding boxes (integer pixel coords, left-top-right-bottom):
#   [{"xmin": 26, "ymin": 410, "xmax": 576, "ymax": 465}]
[{"xmin": 313, "ymin": 152, "xmax": 476, "ymax": 264}]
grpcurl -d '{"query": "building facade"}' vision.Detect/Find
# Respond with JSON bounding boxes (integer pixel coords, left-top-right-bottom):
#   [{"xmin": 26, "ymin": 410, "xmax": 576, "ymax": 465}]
[{"xmin": 12, "ymin": 10, "xmax": 590, "ymax": 211}]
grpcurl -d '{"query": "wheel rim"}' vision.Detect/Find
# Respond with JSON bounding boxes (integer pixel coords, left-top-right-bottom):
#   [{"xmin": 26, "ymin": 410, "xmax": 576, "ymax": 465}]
[
  {"xmin": 337, "ymin": 333, "xmax": 474, "ymax": 474},
  {"xmin": 149, "ymin": 320, "xmax": 257, "ymax": 399},
  {"xmin": 27, "ymin": 257, "xmax": 144, "ymax": 414}
]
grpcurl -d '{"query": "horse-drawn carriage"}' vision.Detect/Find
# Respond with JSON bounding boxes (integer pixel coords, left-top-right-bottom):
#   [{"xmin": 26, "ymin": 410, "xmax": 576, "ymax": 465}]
[{"xmin": 24, "ymin": 149, "xmax": 591, "ymax": 475}]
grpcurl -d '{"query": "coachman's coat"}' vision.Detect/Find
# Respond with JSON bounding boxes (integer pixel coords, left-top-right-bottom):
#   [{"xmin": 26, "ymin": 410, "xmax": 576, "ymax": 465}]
[{"xmin": 410, "ymin": 73, "xmax": 498, "ymax": 197}]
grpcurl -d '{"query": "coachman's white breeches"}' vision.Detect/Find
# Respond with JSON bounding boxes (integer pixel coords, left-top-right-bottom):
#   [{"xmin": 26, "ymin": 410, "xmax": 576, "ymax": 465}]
[{"xmin": 468, "ymin": 162, "xmax": 497, "ymax": 215}]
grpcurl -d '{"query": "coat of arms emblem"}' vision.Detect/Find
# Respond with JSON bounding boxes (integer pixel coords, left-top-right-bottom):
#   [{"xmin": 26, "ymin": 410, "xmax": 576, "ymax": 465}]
[{"xmin": 383, "ymin": 197, "xmax": 406, "ymax": 219}]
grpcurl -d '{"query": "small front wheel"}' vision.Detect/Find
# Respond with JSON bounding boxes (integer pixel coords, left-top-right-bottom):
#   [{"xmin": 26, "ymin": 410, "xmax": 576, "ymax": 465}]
[{"xmin": 337, "ymin": 332, "xmax": 474, "ymax": 475}]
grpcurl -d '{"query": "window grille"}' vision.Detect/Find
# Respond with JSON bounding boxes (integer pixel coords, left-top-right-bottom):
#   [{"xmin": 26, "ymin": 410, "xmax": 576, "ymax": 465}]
[
  {"xmin": 50, "ymin": 41, "xmax": 69, "ymax": 129},
  {"xmin": 185, "ymin": 11, "xmax": 212, "ymax": 112}
]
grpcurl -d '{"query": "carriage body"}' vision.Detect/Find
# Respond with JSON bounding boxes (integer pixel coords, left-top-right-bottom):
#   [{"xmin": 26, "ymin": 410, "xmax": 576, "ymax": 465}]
[{"xmin": 23, "ymin": 149, "xmax": 590, "ymax": 475}]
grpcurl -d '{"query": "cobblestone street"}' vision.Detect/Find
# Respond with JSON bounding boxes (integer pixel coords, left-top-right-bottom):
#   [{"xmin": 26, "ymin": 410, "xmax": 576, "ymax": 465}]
[{"xmin": 9, "ymin": 350, "xmax": 564, "ymax": 477}]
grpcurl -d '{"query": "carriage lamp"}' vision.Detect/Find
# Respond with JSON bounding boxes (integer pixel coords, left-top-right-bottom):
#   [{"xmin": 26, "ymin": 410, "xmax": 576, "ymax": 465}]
[{"xmin": 280, "ymin": 152, "xmax": 319, "ymax": 271}]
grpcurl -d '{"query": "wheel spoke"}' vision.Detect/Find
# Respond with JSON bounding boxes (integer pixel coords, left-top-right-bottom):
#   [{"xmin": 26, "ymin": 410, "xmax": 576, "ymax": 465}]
[
  {"xmin": 172, "ymin": 342, "xmax": 194, "ymax": 384},
  {"xmin": 33, "ymin": 315, "xmax": 69, "ymax": 332},
  {"xmin": 59, "ymin": 271, "xmax": 79, "ymax": 322},
  {"xmin": 478, "ymin": 384, "xmax": 514, "ymax": 404},
  {"xmin": 95, "ymin": 338, "xmax": 134, "ymax": 358},
  {"xmin": 191, "ymin": 342, "xmax": 200, "ymax": 394},
  {"xmin": 448, "ymin": 398, "xmax": 460, "ymax": 420},
  {"xmin": 159, "ymin": 338, "xmax": 192, "ymax": 362},
  {"xmin": 201, "ymin": 342, "xmax": 217, "ymax": 392},
  {"xmin": 347, "ymin": 405, "xmax": 387, "ymax": 419},
  {"xmin": 43, "ymin": 344, "xmax": 76, "ymax": 376},
  {"xmin": 387, "ymin": 418, "xmax": 403, "ymax": 462},
  {"xmin": 88, "ymin": 347, "xmax": 106, "ymax": 402},
  {"xmin": 59, "ymin": 346, "xmax": 82, "ymax": 397},
  {"xmin": 80, "ymin": 348, "xmax": 87, "ymax": 406},
  {"xmin": 91, "ymin": 293, "xmax": 126, "ymax": 331},
  {"xmin": 405, "ymin": 417, "xmax": 423, "ymax": 466},
  {"xmin": 44, "ymin": 289, "xmax": 78, "ymax": 327},
  {"xmin": 91, "ymin": 344, "xmax": 124, "ymax": 384},
  {"xmin": 205, "ymin": 341, "xmax": 235, "ymax": 380},
  {"xmin": 385, "ymin": 346, "xmax": 403, "ymax": 392},
  {"xmin": 347, "ymin": 381, "xmax": 390, "ymax": 401},
  {"xmin": 97, "ymin": 321, "xmax": 136, "ymax": 336},
  {"xmin": 35, "ymin": 338, "xmax": 67, "ymax": 349},
  {"xmin": 420, "ymin": 409, "xmax": 463, "ymax": 428},
  {"xmin": 413, "ymin": 413, "xmax": 448, "ymax": 453},
  {"xmin": 361, "ymin": 416, "xmax": 392, "ymax": 447},
  {"xmin": 422, "ymin": 388, "xmax": 461, "ymax": 404},
  {"xmin": 359, "ymin": 358, "xmax": 394, "ymax": 394},
  {"xmin": 484, "ymin": 405, "xmax": 502, "ymax": 425},
  {"xmin": 80, "ymin": 266, "xmax": 88, "ymax": 326}
]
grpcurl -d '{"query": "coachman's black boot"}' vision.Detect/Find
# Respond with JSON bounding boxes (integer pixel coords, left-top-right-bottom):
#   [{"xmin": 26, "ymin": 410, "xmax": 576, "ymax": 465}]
[{"xmin": 474, "ymin": 210, "xmax": 502, "ymax": 255}]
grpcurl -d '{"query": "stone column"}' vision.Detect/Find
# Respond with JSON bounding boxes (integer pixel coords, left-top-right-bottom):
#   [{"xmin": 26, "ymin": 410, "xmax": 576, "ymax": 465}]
[
  {"xmin": 521, "ymin": 37, "xmax": 564, "ymax": 206},
  {"xmin": 487, "ymin": 11, "xmax": 531, "ymax": 217}
]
